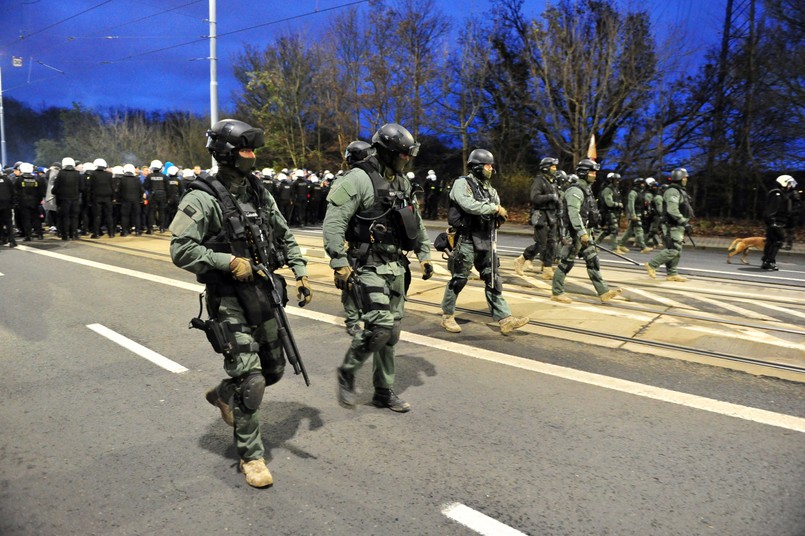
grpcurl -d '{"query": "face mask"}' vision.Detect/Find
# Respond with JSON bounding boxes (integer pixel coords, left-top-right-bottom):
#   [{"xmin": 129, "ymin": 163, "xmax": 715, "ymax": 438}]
[
  {"xmin": 482, "ymin": 168, "xmax": 493, "ymax": 180},
  {"xmin": 392, "ymin": 153, "xmax": 410, "ymax": 174},
  {"xmin": 235, "ymin": 155, "xmax": 255, "ymax": 175}
]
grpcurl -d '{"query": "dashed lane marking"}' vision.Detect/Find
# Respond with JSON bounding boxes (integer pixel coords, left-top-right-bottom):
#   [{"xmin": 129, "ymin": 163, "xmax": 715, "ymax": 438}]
[
  {"xmin": 19, "ymin": 245, "xmax": 805, "ymax": 433},
  {"xmin": 441, "ymin": 502, "xmax": 528, "ymax": 536},
  {"xmin": 87, "ymin": 323, "xmax": 188, "ymax": 373},
  {"xmin": 624, "ymin": 286, "xmax": 690, "ymax": 308}
]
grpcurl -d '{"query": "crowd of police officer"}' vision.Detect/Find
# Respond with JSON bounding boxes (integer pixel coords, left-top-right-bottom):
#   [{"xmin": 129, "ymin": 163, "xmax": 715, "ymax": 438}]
[{"xmin": 0, "ymin": 158, "xmax": 202, "ymax": 244}]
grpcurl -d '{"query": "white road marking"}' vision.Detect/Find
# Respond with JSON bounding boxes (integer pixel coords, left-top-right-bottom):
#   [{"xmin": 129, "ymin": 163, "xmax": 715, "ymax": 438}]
[
  {"xmin": 625, "ymin": 286, "xmax": 690, "ymax": 308},
  {"xmin": 746, "ymin": 300, "xmax": 805, "ymax": 321},
  {"xmin": 87, "ymin": 323, "xmax": 188, "ymax": 373},
  {"xmin": 688, "ymin": 295, "xmax": 773, "ymax": 321},
  {"xmin": 19, "ymin": 245, "xmax": 805, "ymax": 433},
  {"xmin": 442, "ymin": 502, "xmax": 528, "ymax": 536}
]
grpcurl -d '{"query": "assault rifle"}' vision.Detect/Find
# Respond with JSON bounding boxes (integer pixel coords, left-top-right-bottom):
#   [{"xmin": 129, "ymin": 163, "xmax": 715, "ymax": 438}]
[
  {"xmin": 252, "ymin": 262, "xmax": 310, "ymax": 386},
  {"xmin": 247, "ymin": 213, "xmax": 309, "ymax": 386}
]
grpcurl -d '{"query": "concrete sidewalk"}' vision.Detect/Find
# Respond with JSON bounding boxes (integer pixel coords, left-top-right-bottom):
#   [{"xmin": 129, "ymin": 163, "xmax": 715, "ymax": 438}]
[{"xmin": 420, "ymin": 218, "xmax": 805, "ymax": 256}]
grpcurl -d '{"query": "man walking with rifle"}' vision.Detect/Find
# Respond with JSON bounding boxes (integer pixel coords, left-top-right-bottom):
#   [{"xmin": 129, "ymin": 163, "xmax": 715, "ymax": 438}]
[
  {"xmin": 644, "ymin": 167, "xmax": 694, "ymax": 282},
  {"xmin": 551, "ymin": 159, "xmax": 622, "ymax": 304},
  {"xmin": 170, "ymin": 119, "xmax": 312, "ymax": 488},
  {"xmin": 440, "ymin": 149, "xmax": 529, "ymax": 335},
  {"xmin": 324, "ymin": 123, "xmax": 433, "ymax": 413}
]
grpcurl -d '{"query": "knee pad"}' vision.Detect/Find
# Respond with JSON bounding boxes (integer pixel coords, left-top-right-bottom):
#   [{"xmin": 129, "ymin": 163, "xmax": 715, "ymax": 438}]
[
  {"xmin": 558, "ymin": 258, "xmax": 575, "ymax": 273},
  {"xmin": 387, "ymin": 320, "xmax": 402, "ymax": 346},
  {"xmin": 448, "ymin": 276, "xmax": 468, "ymax": 295},
  {"xmin": 582, "ymin": 246, "xmax": 600, "ymax": 271},
  {"xmin": 363, "ymin": 326, "xmax": 392, "ymax": 352},
  {"xmin": 237, "ymin": 372, "xmax": 265, "ymax": 414}
]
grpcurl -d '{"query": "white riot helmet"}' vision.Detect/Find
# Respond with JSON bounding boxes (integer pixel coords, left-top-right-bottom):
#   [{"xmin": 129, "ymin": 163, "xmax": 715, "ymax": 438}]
[
  {"xmin": 123, "ymin": 164, "xmax": 137, "ymax": 175},
  {"xmin": 83, "ymin": 162, "xmax": 96, "ymax": 172},
  {"xmin": 406, "ymin": 172, "xmax": 415, "ymax": 179},
  {"xmin": 776, "ymin": 175, "xmax": 797, "ymax": 188},
  {"xmin": 261, "ymin": 168, "xmax": 272, "ymax": 176},
  {"xmin": 93, "ymin": 158, "xmax": 107, "ymax": 169},
  {"xmin": 150, "ymin": 160, "xmax": 163, "ymax": 171},
  {"xmin": 181, "ymin": 168, "xmax": 194, "ymax": 179},
  {"xmin": 62, "ymin": 157, "xmax": 76, "ymax": 169},
  {"xmin": 167, "ymin": 165, "xmax": 178, "ymax": 177},
  {"xmin": 111, "ymin": 165, "xmax": 124, "ymax": 176},
  {"xmin": 19, "ymin": 162, "xmax": 34, "ymax": 174}
]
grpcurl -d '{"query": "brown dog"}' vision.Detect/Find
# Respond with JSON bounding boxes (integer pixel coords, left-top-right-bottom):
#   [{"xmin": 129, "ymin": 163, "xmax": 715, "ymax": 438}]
[{"xmin": 727, "ymin": 237, "xmax": 766, "ymax": 264}]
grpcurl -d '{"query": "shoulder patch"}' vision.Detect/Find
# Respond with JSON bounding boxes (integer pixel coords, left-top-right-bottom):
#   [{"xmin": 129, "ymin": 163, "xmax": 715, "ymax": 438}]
[
  {"xmin": 182, "ymin": 205, "xmax": 197, "ymax": 218},
  {"xmin": 327, "ymin": 179, "xmax": 358, "ymax": 206}
]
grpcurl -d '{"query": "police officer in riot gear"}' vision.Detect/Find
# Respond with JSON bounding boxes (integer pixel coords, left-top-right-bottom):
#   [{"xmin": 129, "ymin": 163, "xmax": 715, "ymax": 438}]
[
  {"xmin": 144, "ymin": 160, "xmax": 167, "ymax": 233},
  {"xmin": 324, "ymin": 123, "xmax": 432, "ymax": 413},
  {"xmin": 338, "ymin": 140, "xmax": 375, "ymax": 337},
  {"xmin": 761, "ymin": 174, "xmax": 798, "ymax": 270},
  {"xmin": 617, "ymin": 177, "xmax": 652, "ymax": 253},
  {"xmin": 514, "ymin": 156, "xmax": 562, "ymax": 280},
  {"xmin": 170, "ymin": 119, "xmax": 312, "ymax": 488},
  {"xmin": 118, "ymin": 164, "xmax": 144, "ymax": 236},
  {"xmin": 551, "ymin": 159, "xmax": 622, "ymax": 303},
  {"xmin": 52, "ymin": 157, "xmax": 84, "ymax": 240},
  {"xmin": 90, "ymin": 158, "xmax": 115, "ymax": 238},
  {"xmin": 0, "ymin": 168, "xmax": 16, "ymax": 247},
  {"xmin": 440, "ymin": 149, "xmax": 529, "ymax": 334},
  {"xmin": 15, "ymin": 163, "xmax": 46, "ymax": 241},
  {"xmin": 596, "ymin": 172, "xmax": 624, "ymax": 250},
  {"xmin": 645, "ymin": 167, "xmax": 694, "ymax": 281}
]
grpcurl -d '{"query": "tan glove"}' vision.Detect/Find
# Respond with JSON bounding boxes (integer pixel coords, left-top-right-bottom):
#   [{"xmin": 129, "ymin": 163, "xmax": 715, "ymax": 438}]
[
  {"xmin": 496, "ymin": 205, "xmax": 508, "ymax": 220},
  {"xmin": 334, "ymin": 266, "xmax": 352, "ymax": 290},
  {"xmin": 580, "ymin": 233, "xmax": 590, "ymax": 245},
  {"xmin": 229, "ymin": 256, "xmax": 253, "ymax": 282},
  {"xmin": 296, "ymin": 276, "xmax": 312, "ymax": 306},
  {"xmin": 420, "ymin": 260, "xmax": 434, "ymax": 280}
]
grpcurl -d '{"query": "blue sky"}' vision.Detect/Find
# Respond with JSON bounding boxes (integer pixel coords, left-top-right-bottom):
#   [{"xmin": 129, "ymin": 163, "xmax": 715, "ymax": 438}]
[{"xmin": 0, "ymin": 0, "xmax": 725, "ymax": 115}]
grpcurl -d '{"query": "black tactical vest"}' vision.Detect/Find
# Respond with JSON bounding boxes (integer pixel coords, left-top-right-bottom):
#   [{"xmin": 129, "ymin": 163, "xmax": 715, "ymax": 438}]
[
  {"xmin": 448, "ymin": 174, "xmax": 494, "ymax": 235},
  {"xmin": 346, "ymin": 160, "xmax": 419, "ymax": 251},
  {"xmin": 188, "ymin": 174, "xmax": 284, "ymax": 284}
]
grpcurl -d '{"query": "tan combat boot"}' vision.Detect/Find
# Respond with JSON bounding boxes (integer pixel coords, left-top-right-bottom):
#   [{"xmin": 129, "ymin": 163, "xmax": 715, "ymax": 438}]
[
  {"xmin": 240, "ymin": 458, "xmax": 273, "ymax": 488},
  {"xmin": 205, "ymin": 387, "xmax": 234, "ymax": 427},
  {"xmin": 541, "ymin": 266, "xmax": 555, "ymax": 281},
  {"xmin": 441, "ymin": 314, "xmax": 462, "ymax": 333},
  {"xmin": 616, "ymin": 245, "xmax": 630, "ymax": 254},
  {"xmin": 599, "ymin": 288, "xmax": 622, "ymax": 303},
  {"xmin": 513, "ymin": 255, "xmax": 527, "ymax": 276},
  {"xmin": 640, "ymin": 246, "xmax": 654, "ymax": 253},
  {"xmin": 499, "ymin": 315, "xmax": 529, "ymax": 335},
  {"xmin": 666, "ymin": 274, "xmax": 688, "ymax": 282},
  {"xmin": 644, "ymin": 263, "xmax": 656, "ymax": 279},
  {"xmin": 551, "ymin": 293, "xmax": 572, "ymax": 304}
]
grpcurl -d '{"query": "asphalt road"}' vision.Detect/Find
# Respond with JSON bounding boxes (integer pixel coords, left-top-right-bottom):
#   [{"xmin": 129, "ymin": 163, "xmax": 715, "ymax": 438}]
[{"xmin": 0, "ymin": 238, "xmax": 803, "ymax": 536}]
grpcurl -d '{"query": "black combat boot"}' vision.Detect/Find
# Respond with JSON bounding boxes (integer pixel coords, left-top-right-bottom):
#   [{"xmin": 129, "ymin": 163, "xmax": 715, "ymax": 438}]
[
  {"xmin": 337, "ymin": 368, "xmax": 356, "ymax": 407},
  {"xmin": 372, "ymin": 388, "xmax": 410, "ymax": 413}
]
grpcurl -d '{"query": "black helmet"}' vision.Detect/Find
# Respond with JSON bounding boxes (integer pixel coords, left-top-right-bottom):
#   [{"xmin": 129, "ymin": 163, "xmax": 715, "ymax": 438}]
[
  {"xmin": 575, "ymin": 158, "xmax": 600, "ymax": 180},
  {"xmin": 206, "ymin": 119, "xmax": 264, "ymax": 166},
  {"xmin": 371, "ymin": 123, "xmax": 419, "ymax": 172},
  {"xmin": 539, "ymin": 157, "xmax": 559, "ymax": 173},
  {"xmin": 669, "ymin": 167, "xmax": 688, "ymax": 182},
  {"xmin": 633, "ymin": 177, "xmax": 646, "ymax": 186},
  {"xmin": 606, "ymin": 172, "xmax": 621, "ymax": 182},
  {"xmin": 467, "ymin": 148, "xmax": 495, "ymax": 166},
  {"xmin": 554, "ymin": 169, "xmax": 568, "ymax": 185},
  {"xmin": 345, "ymin": 140, "xmax": 374, "ymax": 166},
  {"xmin": 467, "ymin": 148, "xmax": 495, "ymax": 177},
  {"xmin": 371, "ymin": 123, "xmax": 420, "ymax": 157}
]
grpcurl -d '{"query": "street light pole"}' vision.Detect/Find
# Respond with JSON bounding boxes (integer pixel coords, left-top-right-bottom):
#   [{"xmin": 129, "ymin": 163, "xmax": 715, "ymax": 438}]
[
  {"xmin": 0, "ymin": 66, "xmax": 7, "ymax": 167},
  {"xmin": 209, "ymin": 0, "xmax": 218, "ymax": 168}
]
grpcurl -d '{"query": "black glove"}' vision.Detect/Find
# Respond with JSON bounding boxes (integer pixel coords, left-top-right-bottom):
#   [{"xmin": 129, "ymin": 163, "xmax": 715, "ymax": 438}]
[{"xmin": 684, "ymin": 223, "xmax": 693, "ymax": 235}]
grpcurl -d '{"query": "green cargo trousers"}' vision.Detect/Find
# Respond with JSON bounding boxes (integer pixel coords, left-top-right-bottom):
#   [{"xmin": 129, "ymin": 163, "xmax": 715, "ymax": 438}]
[{"xmin": 340, "ymin": 261, "xmax": 406, "ymax": 389}]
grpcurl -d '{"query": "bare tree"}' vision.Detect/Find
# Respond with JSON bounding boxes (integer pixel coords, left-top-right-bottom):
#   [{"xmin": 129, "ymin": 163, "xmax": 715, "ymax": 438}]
[{"xmin": 489, "ymin": 0, "xmax": 659, "ymax": 166}]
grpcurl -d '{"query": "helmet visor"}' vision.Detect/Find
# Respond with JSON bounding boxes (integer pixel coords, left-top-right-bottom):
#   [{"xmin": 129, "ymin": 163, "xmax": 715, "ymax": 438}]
[{"xmin": 405, "ymin": 142, "xmax": 420, "ymax": 158}]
